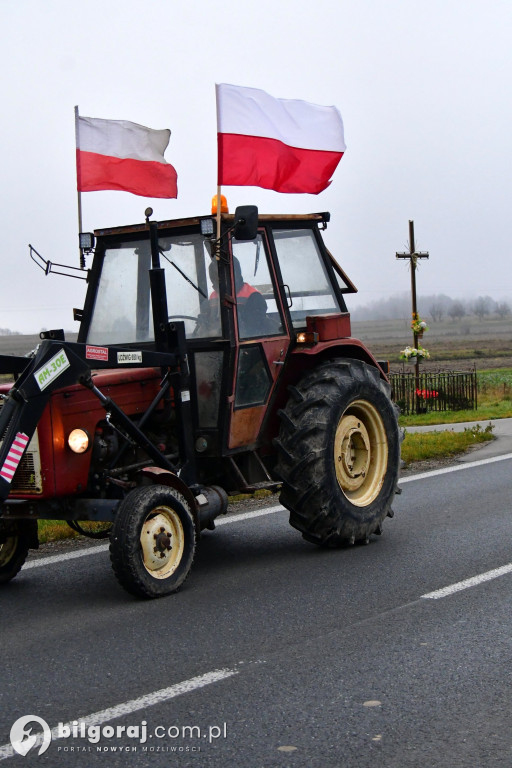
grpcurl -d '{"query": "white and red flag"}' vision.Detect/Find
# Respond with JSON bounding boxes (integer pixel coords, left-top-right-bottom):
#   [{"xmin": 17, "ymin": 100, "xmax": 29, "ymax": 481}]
[
  {"xmin": 216, "ymin": 83, "xmax": 345, "ymax": 194},
  {"xmin": 76, "ymin": 115, "xmax": 177, "ymax": 198}
]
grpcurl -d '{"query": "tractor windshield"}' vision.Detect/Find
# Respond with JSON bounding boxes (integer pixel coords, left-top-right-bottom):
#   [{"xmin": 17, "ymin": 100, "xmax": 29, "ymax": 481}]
[{"xmin": 86, "ymin": 233, "xmax": 220, "ymax": 344}]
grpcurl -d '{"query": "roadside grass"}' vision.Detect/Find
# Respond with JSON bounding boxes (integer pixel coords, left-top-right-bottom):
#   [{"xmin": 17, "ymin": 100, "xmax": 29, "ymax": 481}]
[
  {"xmin": 38, "ymin": 520, "xmax": 80, "ymax": 544},
  {"xmin": 37, "ymin": 520, "xmax": 111, "ymax": 545},
  {"xmin": 399, "ymin": 368, "xmax": 512, "ymax": 426},
  {"xmin": 401, "ymin": 424, "xmax": 495, "ymax": 464}
]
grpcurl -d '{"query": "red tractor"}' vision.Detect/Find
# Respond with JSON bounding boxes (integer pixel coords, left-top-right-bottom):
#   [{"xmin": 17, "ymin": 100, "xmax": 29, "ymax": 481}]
[{"xmin": 0, "ymin": 205, "xmax": 400, "ymax": 598}]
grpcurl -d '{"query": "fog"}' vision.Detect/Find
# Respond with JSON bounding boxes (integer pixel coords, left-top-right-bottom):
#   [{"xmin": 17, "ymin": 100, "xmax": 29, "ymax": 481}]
[{"xmin": 2, "ymin": 0, "xmax": 510, "ymax": 333}]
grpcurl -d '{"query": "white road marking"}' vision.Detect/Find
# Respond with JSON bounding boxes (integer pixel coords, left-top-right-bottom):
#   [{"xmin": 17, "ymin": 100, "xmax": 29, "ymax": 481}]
[
  {"xmin": 215, "ymin": 505, "xmax": 283, "ymax": 526},
  {"xmin": 24, "ymin": 545, "xmax": 109, "ymax": 570},
  {"xmin": 421, "ymin": 563, "xmax": 512, "ymax": 600},
  {"xmin": 0, "ymin": 667, "xmax": 237, "ymax": 761},
  {"xmin": 399, "ymin": 451, "xmax": 512, "ymax": 484}
]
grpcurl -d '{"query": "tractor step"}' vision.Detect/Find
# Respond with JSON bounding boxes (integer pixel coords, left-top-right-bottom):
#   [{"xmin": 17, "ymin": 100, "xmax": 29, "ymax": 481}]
[
  {"xmin": 233, "ymin": 480, "xmax": 282, "ymax": 494},
  {"xmin": 227, "ymin": 453, "xmax": 281, "ymax": 494}
]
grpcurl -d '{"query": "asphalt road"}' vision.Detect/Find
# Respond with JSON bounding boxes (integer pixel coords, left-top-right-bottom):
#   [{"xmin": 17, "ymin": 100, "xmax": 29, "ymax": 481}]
[{"xmin": 2, "ymin": 453, "xmax": 512, "ymax": 767}]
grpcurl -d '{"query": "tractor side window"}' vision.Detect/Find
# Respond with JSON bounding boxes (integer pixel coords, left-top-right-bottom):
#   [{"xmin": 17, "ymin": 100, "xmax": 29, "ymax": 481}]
[
  {"xmin": 234, "ymin": 346, "xmax": 272, "ymax": 408},
  {"xmin": 194, "ymin": 350, "xmax": 224, "ymax": 427},
  {"xmin": 160, "ymin": 235, "xmax": 221, "ymax": 339},
  {"xmin": 231, "ymin": 235, "xmax": 285, "ymax": 339},
  {"xmin": 273, "ymin": 229, "xmax": 342, "ymax": 328},
  {"xmin": 87, "ymin": 243, "xmax": 152, "ymax": 344}
]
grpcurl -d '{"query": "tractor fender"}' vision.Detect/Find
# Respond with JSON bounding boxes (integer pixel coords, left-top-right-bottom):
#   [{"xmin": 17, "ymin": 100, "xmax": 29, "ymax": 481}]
[
  {"xmin": 138, "ymin": 467, "xmax": 199, "ymax": 532},
  {"xmin": 292, "ymin": 339, "xmax": 386, "ymax": 374},
  {"xmin": 286, "ymin": 341, "xmax": 389, "ymax": 385}
]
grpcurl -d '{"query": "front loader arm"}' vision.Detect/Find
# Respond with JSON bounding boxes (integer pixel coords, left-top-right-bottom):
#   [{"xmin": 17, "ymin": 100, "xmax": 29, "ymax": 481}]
[{"xmin": 0, "ymin": 339, "xmax": 184, "ymax": 506}]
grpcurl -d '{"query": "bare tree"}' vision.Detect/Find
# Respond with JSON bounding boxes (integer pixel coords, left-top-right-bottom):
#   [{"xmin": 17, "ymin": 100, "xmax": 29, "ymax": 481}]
[
  {"xmin": 473, "ymin": 296, "xmax": 491, "ymax": 320},
  {"xmin": 448, "ymin": 301, "xmax": 466, "ymax": 321},
  {"xmin": 495, "ymin": 301, "xmax": 511, "ymax": 318},
  {"xmin": 429, "ymin": 302, "xmax": 444, "ymax": 322}
]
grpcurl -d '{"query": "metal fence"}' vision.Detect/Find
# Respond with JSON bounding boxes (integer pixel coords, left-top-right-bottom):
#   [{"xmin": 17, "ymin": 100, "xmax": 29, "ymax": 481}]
[{"xmin": 389, "ymin": 368, "xmax": 478, "ymax": 415}]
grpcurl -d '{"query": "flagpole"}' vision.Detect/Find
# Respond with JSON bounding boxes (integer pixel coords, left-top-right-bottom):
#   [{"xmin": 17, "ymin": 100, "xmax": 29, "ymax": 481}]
[
  {"xmin": 216, "ymin": 185, "xmax": 222, "ymax": 257},
  {"xmin": 215, "ymin": 84, "xmax": 222, "ymax": 253},
  {"xmin": 74, "ymin": 105, "xmax": 85, "ymax": 269}
]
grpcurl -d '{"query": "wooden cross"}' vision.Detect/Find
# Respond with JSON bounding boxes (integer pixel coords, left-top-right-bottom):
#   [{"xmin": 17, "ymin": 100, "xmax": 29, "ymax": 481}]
[{"xmin": 396, "ymin": 220, "xmax": 429, "ymax": 388}]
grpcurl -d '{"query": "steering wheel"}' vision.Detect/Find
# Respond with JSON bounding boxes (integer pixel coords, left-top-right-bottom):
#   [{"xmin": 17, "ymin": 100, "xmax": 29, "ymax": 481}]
[{"xmin": 168, "ymin": 315, "xmax": 197, "ymax": 322}]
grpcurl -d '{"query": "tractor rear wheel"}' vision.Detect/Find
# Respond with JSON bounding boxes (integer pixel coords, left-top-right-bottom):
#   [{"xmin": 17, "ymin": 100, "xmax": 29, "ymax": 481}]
[
  {"xmin": 275, "ymin": 359, "xmax": 400, "ymax": 546},
  {"xmin": 110, "ymin": 485, "xmax": 196, "ymax": 598},
  {"xmin": 0, "ymin": 520, "xmax": 38, "ymax": 584}
]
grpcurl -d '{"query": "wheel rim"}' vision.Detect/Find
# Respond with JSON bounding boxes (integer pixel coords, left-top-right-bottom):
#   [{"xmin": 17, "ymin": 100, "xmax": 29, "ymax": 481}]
[
  {"xmin": 140, "ymin": 506, "xmax": 185, "ymax": 580},
  {"xmin": 333, "ymin": 399, "xmax": 388, "ymax": 507},
  {"xmin": 0, "ymin": 537, "xmax": 18, "ymax": 568}
]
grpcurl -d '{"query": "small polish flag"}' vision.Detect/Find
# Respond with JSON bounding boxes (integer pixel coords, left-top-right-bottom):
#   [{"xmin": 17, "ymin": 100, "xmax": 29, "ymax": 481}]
[
  {"xmin": 76, "ymin": 115, "xmax": 177, "ymax": 198},
  {"xmin": 216, "ymin": 83, "xmax": 346, "ymax": 194}
]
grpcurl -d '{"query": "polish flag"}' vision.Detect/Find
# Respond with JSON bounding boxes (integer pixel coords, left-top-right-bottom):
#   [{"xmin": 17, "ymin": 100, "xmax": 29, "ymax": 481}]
[
  {"xmin": 216, "ymin": 83, "xmax": 346, "ymax": 194},
  {"xmin": 76, "ymin": 116, "xmax": 177, "ymax": 198}
]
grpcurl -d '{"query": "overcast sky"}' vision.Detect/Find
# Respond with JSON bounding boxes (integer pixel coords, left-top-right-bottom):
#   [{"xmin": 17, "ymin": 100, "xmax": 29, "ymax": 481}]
[{"xmin": 2, "ymin": 0, "xmax": 511, "ymax": 333}]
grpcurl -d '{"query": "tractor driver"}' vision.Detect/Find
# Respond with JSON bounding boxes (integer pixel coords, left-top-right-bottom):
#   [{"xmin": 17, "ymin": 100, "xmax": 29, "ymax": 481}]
[
  {"xmin": 215, "ymin": 258, "xmax": 276, "ymax": 338},
  {"xmin": 208, "ymin": 257, "xmax": 258, "ymax": 302},
  {"xmin": 195, "ymin": 258, "xmax": 264, "ymax": 338}
]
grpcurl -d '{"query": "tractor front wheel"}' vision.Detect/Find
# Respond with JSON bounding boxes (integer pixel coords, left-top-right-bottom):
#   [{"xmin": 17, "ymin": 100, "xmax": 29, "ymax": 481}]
[
  {"xmin": 275, "ymin": 359, "xmax": 400, "ymax": 546},
  {"xmin": 110, "ymin": 485, "xmax": 196, "ymax": 598}
]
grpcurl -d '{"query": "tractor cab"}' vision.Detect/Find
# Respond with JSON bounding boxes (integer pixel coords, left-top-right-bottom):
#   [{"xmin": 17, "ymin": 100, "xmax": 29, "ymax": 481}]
[
  {"xmin": 77, "ymin": 207, "xmax": 357, "ymax": 461},
  {"xmin": 79, "ymin": 207, "xmax": 354, "ymax": 343}
]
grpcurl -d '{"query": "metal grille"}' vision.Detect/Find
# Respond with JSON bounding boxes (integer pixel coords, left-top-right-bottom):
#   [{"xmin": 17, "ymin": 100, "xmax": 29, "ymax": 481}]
[
  {"xmin": 0, "ymin": 400, "xmax": 43, "ymax": 493},
  {"xmin": 0, "ymin": 401, "xmax": 9, "ymax": 443},
  {"xmin": 0, "ymin": 398, "xmax": 11, "ymax": 444},
  {"xmin": 389, "ymin": 369, "xmax": 478, "ymax": 416}
]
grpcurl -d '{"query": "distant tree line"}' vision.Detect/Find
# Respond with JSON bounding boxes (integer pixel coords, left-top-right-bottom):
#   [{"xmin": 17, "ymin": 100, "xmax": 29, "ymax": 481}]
[
  {"xmin": 349, "ymin": 294, "xmax": 511, "ymax": 322},
  {"xmin": 0, "ymin": 328, "xmax": 21, "ymax": 336}
]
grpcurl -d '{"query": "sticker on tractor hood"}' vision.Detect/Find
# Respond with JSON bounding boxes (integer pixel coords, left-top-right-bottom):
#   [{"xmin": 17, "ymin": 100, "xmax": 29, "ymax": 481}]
[
  {"xmin": 34, "ymin": 349, "xmax": 70, "ymax": 391},
  {"xmin": 117, "ymin": 351, "xmax": 143, "ymax": 364},
  {"xmin": 86, "ymin": 345, "xmax": 109, "ymax": 362}
]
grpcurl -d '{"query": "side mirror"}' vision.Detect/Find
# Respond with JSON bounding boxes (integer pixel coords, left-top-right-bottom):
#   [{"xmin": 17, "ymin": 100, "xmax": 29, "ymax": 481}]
[{"xmin": 233, "ymin": 206, "xmax": 258, "ymax": 241}]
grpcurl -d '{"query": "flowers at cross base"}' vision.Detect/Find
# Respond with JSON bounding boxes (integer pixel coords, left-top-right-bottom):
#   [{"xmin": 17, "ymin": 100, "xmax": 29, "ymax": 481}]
[
  {"xmin": 411, "ymin": 313, "xmax": 429, "ymax": 334},
  {"xmin": 400, "ymin": 345, "xmax": 431, "ymax": 361},
  {"xmin": 416, "ymin": 388, "xmax": 439, "ymax": 399}
]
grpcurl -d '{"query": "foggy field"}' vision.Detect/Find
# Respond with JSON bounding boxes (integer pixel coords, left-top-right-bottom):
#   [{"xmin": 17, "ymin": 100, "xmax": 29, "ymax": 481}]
[
  {"xmin": 351, "ymin": 315, "xmax": 512, "ymax": 370},
  {"xmin": 0, "ymin": 333, "xmax": 78, "ymax": 358},
  {"xmin": 0, "ymin": 315, "xmax": 511, "ymax": 371}
]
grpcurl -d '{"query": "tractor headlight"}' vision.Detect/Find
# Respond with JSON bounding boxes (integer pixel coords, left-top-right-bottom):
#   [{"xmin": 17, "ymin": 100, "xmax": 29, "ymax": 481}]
[
  {"xmin": 68, "ymin": 428, "xmax": 90, "ymax": 454},
  {"xmin": 296, "ymin": 331, "xmax": 319, "ymax": 346}
]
